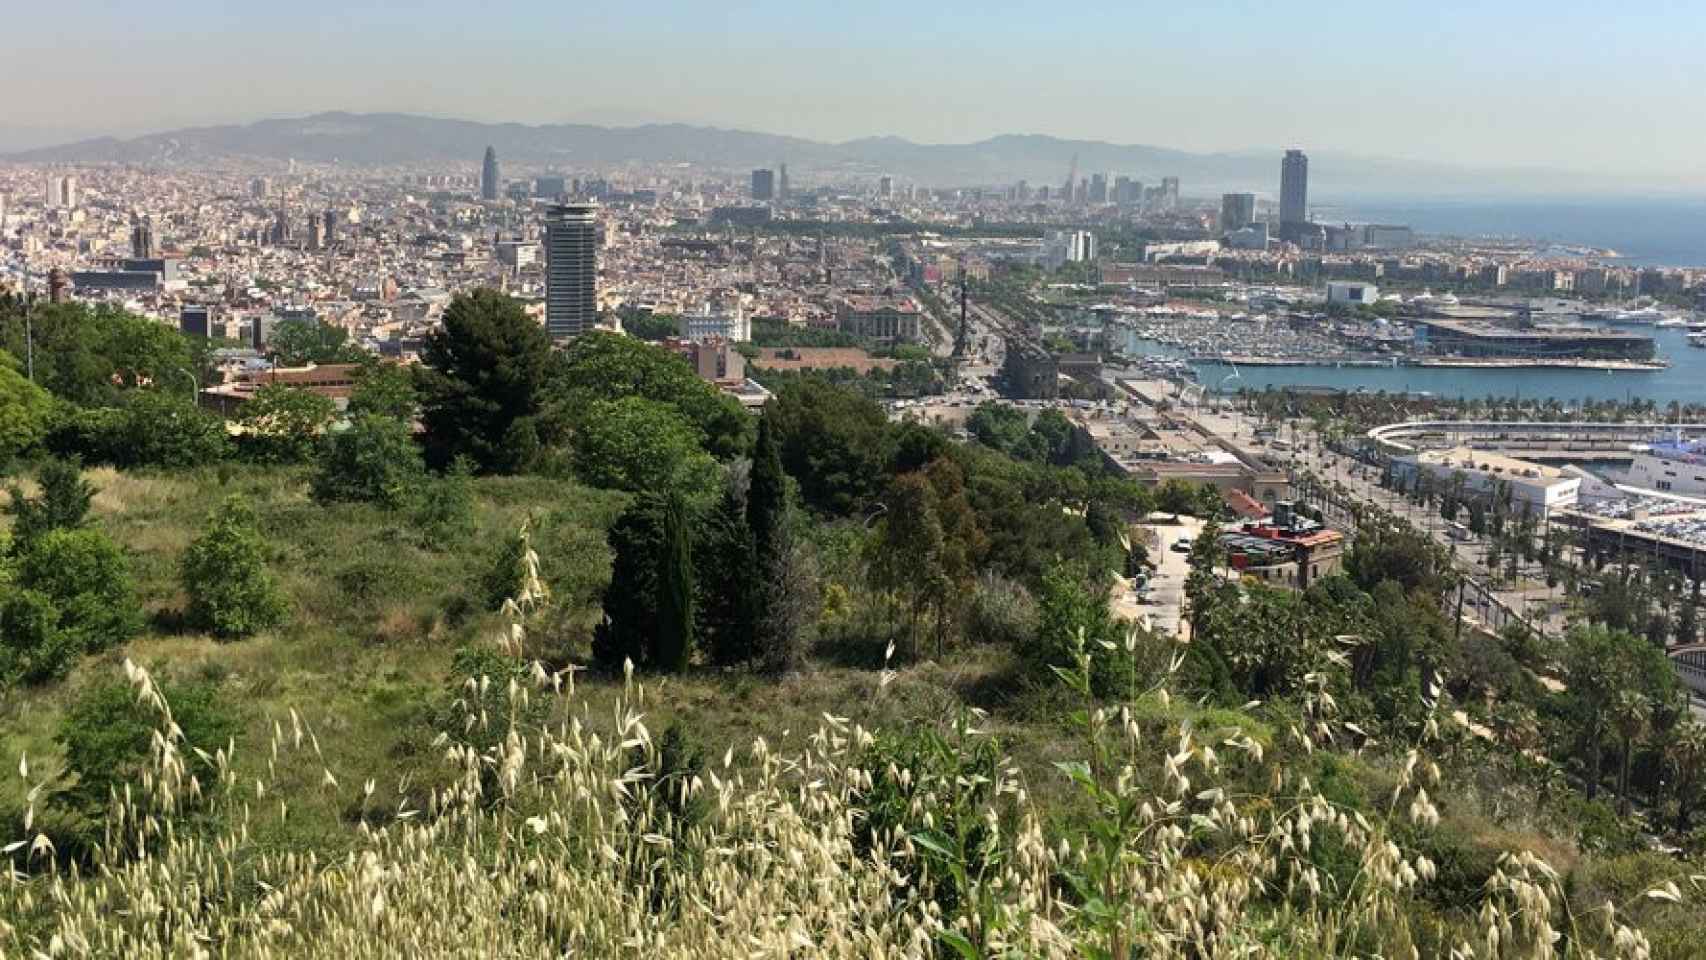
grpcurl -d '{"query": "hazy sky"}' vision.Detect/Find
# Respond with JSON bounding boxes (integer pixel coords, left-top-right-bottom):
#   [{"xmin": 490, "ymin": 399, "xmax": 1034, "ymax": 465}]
[{"xmin": 5, "ymin": 0, "xmax": 1702, "ymax": 175}]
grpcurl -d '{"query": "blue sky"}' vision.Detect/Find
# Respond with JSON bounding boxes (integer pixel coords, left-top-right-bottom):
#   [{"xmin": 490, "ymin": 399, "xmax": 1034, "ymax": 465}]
[{"xmin": 5, "ymin": 0, "xmax": 1703, "ymax": 175}]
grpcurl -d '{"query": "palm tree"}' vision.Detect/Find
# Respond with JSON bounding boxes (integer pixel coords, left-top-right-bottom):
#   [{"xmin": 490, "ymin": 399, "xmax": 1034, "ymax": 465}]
[
  {"xmin": 1612, "ymin": 690, "xmax": 1651, "ymax": 816},
  {"xmin": 1668, "ymin": 720, "xmax": 1706, "ymax": 832}
]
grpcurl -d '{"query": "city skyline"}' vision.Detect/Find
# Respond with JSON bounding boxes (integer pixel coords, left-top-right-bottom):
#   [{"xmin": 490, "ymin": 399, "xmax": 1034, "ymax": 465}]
[{"xmin": 4, "ymin": 1, "xmax": 1706, "ymax": 186}]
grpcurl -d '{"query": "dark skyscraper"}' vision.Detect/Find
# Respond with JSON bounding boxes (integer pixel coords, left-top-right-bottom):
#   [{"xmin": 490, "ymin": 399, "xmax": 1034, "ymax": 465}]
[
  {"xmin": 751, "ymin": 169, "xmax": 775, "ymax": 201},
  {"xmin": 544, "ymin": 202, "xmax": 599, "ymax": 339},
  {"xmin": 1220, "ymin": 193, "xmax": 1256, "ymax": 232},
  {"xmin": 1279, "ymin": 150, "xmax": 1309, "ymax": 239},
  {"xmin": 481, "ymin": 146, "xmax": 500, "ymax": 201},
  {"xmin": 130, "ymin": 215, "xmax": 156, "ymax": 259}
]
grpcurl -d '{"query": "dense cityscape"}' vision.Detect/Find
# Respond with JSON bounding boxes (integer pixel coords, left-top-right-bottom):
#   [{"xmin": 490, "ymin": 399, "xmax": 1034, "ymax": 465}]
[{"xmin": 7, "ymin": 23, "xmax": 1706, "ymax": 954}]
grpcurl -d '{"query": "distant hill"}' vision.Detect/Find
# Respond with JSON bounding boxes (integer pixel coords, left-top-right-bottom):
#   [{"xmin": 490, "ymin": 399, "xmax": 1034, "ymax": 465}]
[{"xmin": 0, "ymin": 111, "xmax": 1635, "ymax": 197}]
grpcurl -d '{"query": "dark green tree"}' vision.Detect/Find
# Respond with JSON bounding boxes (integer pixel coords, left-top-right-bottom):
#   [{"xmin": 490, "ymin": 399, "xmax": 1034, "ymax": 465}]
[
  {"xmin": 236, "ymin": 384, "xmax": 337, "ymax": 464},
  {"xmin": 312, "ymin": 415, "xmax": 426, "ymax": 508},
  {"xmin": 546, "ymin": 331, "xmax": 750, "ymax": 459},
  {"xmin": 4, "ymin": 457, "xmax": 94, "ymax": 553},
  {"xmin": 416, "ymin": 289, "xmax": 556, "ymax": 473},
  {"xmin": 348, "ymin": 359, "xmax": 420, "ymax": 421},
  {"xmin": 266, "ymin": 317, "xmax": 364, "ymax": 366},
  {"xmin": 654, "ymin": 492, "xmax": 696, "ymax": 673},
  {"xmin": 593, "ymin": 498, "xmax": 665, "ymax": 671}
]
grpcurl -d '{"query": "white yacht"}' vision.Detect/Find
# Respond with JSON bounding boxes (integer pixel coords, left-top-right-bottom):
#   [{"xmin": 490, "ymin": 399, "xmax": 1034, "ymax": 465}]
[{"xmin": 1655, "ymin": 317, "xmax": 1689, "ymax": 328}]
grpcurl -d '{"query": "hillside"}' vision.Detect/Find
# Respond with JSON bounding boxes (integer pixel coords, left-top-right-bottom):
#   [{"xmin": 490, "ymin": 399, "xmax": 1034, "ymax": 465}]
[
  {"xmin": 0, "ymin": 111, "xmax": 1611, "ymax": 196},
  {"xmin": 0, "ymin": 294, "xmax": 1703, "ymax": 955}
]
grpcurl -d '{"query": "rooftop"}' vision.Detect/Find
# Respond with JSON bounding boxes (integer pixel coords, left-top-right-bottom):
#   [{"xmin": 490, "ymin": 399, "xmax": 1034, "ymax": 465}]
[{"xmin": 1415, "ymin": 446, "xmax": 1571, "ymax": 482}]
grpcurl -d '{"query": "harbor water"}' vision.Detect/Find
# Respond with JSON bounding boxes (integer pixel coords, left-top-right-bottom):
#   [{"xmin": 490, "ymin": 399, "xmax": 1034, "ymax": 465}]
[{"xmin": 1126, "ymin": 327, "xmax": 1706, "ymax": 407}]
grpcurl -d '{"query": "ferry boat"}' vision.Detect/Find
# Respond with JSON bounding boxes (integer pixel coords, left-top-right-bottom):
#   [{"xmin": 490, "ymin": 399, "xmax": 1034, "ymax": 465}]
[{"xmin": 1627, "ymin": 436, "xmax": 1706, "ymax": 496}]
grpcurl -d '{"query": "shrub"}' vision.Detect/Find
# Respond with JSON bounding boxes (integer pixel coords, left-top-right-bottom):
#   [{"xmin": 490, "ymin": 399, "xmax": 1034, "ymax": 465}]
[
  {"xmin": 3, "ymin": 457, "xmax": 94, "ymax": 553},
  {"xmin": 964, "ymin": 572, "xmax": 1038, "ymax": 648},
  {"xmin": 46, "ymin": 393, "xmax": 227, "ymax": 468},
  {"xmin": 180, "ymin": 496, "xmax": 288, "ymax": 639},
  {"xmin": 56, "ymin": 678, "xmax": 240, "ymax": 808},
  {"xmin": 0, "ymin": 353, "xmax": 52, "ymax": 463},
  {"xmin": 16, "ymin": 527, "xmax": 140, "ymax": 655},
  {"xmin": 312, "ymin": 415, "xmax": 426, "ymax": 508},
  {"xmin": 0, "ymin": 588, "xmax": 76, "ymax": 685},
  {"xmin": 234, "ymin": 384, "xmax": 337, "ymax": 464},
  {"xmin": 412, "ymin": 459, "xmax": 476, "ymax": 550}
]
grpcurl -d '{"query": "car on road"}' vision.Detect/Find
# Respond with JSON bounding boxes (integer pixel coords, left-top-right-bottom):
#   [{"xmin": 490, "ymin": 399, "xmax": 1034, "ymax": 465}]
[{"xmin": 1170, "ymin": 538, "xmax": 1193, "ymax": 553}]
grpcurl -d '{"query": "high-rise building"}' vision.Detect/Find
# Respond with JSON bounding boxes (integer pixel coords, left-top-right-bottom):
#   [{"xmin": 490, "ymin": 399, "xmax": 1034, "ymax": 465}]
[
  {"xmin": 878, "ymin": 175, "xmax": 894, "ymax": 200},
  {"xmin": 250, "ymin": 177, "xmax": 271, "ymax": 199},
  {"xmin": 481, "ymin": 146, "xmax": 500, "ymax": 201},
  {"xmin": 1088, "ymin": 173, "xmax": 1108, "ymax": 204},
  {"xmin": 1220, "ymin": 193, "xmax": 1256, "ymax": 233},
  {"xmin": 778, "ymin": 163, "xmax": 790, "ymax": 200},
  {"xmin": 535, "ymin": 175, "xmax": 567, "ymax": 199},
  {"xmin": 180, "ymin": 304, "xmax": 212, "ymax": 340},
  {"xmin": 1161, "ymin": 177, "xmax": 1180, "ymax": 212},
  {"xmin": 1280, "ymin": 150, "xmax": 1309, "ymax": 238},
  {"xmin": 544, "ymin": 202, "xmax": 599, "ymax": 340},
  {"xmin": 130, "ymin": 215, "xmax": 156, "ymax": 259},
  {"xmin": 307, "ymin": 215, "xmax": 325, "ymax": 252},
  {"xmin": 42, "ymin": 174, "xmax": 76, "ymax": 209},
  {"xmin": 751, "ymin": 169, "xmax": 775, "ymax": 202}
]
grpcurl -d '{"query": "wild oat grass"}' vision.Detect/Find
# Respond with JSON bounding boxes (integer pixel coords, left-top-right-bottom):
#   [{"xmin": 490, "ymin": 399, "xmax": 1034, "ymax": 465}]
[{"xmin": 1, "ymin": 616, "xmax": 1692, "ymax": 957}]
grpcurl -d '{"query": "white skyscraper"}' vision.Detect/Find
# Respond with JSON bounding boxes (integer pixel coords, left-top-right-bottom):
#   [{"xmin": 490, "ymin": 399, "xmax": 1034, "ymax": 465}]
[{"xmin": 544, "ymin": 202, "xmax": 600, "ymax": 339}]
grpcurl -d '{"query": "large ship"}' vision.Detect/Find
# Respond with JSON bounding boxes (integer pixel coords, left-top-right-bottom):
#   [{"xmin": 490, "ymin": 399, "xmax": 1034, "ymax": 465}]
[{"xmin": 1626, "ymin": 436, "xmax": 1706, "ymax": 496}]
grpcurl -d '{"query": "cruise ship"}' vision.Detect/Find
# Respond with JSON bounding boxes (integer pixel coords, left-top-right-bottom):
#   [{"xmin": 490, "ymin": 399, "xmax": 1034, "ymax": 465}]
[{"xmin": 1626, "ymin": 437, "xmax": 1706, "ymax": 496}]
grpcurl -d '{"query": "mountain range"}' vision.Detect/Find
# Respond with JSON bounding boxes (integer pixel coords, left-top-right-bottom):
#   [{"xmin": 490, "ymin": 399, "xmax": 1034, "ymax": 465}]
[{"xmin": 0, "ymin": 112, "xmax": 1668, "ymax": 198}]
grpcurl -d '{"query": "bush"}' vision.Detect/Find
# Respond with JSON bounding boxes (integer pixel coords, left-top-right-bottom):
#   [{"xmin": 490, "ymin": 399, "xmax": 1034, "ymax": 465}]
[
  {"xmin": 15, "ymin": 527, "xmax": 140, "ymax": 655},
  {"xmin": 234, "ymin": 384, "xmax": 337, "ymax": 464},
  {"xmin": 0, "ymin": 587, "xmax": 76, "ymax": 685},
  {"xmin": 180, "ymin": 496, "xmax": 288, "ymax": 639},
  {"xmin": 412, "ymin": 459, "xmax": 476, "ymax": 550},
  {"xmin": 312, "ymin": 415, "xmax": 426, "ymax": 508},
  {"xmin": 46, "ymin": 393, "xmax": 228, "ymax": 468},
  {"xmin": 56, "ymin": 678, "xmax": 240, "ymax": 808},
  {"xmin": 3, "ymin": 457, "xmax": 94, "ymax": 553},
  {"xmin": 0, "ymin": 352, "xmax": 53, "ymax": 463},
  {"xmin": 964, "ymin": 573, "xmax": 1038, "ymax": 647}
]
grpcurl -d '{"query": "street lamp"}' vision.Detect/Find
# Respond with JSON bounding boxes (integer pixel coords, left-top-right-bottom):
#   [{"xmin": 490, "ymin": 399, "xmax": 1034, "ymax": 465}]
[{"xmin": 176, "ymin": 367, "xmax": 200, "ymax": 407}]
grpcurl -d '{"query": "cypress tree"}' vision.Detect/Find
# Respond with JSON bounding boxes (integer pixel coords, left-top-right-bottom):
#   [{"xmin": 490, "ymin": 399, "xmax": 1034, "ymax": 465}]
[
  {"xmin": 593, "ymin": 498, "xmax": 664, "ymax": 672},
  {"xmin": 654, "ymin": 492, "xmax": 695, "ymax": 673},
  {"xmin": 747, "ymin": 411, "xmax": 786, "ymax": 566}
]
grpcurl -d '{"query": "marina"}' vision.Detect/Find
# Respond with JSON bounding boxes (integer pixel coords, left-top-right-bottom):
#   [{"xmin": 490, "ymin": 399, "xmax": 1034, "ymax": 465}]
[{"xmin": 1125, "ymin": 326, "xmax": 1706, "ymax": 406}]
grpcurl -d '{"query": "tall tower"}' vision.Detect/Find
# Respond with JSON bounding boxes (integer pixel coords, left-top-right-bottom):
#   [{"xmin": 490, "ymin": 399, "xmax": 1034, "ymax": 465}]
[
  {"xmin": 130, "ymin": 215, "xmax": 156, "ymax": 259},
  {"xmin": 751, "ymin": 169, "xmax": 775, "ymax": 202},
  {"xmin": 1280, "ymin": 150, "xmax": 1309, "ymax": 239},
  {"xmin": 778, "ymin": 163, "xmax": 790, "ymax": 200},
  {"xmin": 1220, "ymin": 193, "xmax": 1256, "ymax": 232},
  {"xmin": 544, "ymin": 202, "xmax": 599, "ymax": 340},
  {"xmin": 481, "ymin": 146, "xmax": 500, "ymax": 201}
]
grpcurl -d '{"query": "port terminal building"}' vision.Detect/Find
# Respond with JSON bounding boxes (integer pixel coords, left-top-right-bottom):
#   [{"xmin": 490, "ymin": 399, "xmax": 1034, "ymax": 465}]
[
  {"xmin": 1412, "ymin": 319, "xmax": 1655, "ymax": 362},
  {"xmin": 1391, "ymin": 446, "xmax": 1581, "ymax": 512}
]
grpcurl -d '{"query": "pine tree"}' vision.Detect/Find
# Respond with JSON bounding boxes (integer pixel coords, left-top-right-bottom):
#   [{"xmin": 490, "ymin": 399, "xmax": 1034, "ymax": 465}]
[
  {"xmin": 654, "ymin": 492, "xmax": 696, "ymax": 673},
  {"xmin": 4, "ymin": 457, "xmax": 94, "ymax": 553}
]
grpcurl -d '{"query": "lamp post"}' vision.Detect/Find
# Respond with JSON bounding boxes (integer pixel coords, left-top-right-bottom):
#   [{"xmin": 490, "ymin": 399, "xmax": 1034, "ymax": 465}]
[{"xmin": 176, "ymin": 367, "xmax": 200, "ymax": 407}]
